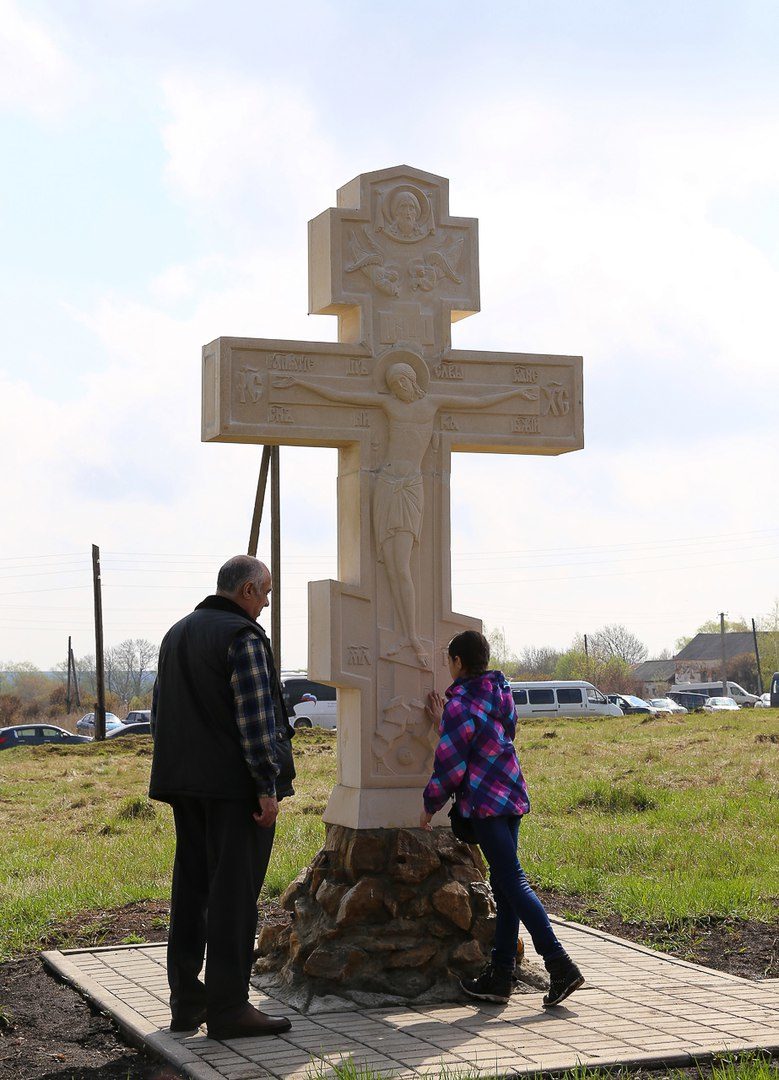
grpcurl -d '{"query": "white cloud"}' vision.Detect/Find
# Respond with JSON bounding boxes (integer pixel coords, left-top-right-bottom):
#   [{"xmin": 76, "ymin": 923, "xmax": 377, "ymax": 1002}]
[
  {"xmin": 2, "ymin": 69, "xmax": 777, "ymax": 668},
  {"xmin": 444, "ymin": 96, "xmax": 779, "ymax": 393},
  {"xmin": 0, "ymin": 0, "xmax": 82, "ymax": 119},
  {"xmin": 159, "ymin": 71, "xmax": 339, "ymax": 233}
]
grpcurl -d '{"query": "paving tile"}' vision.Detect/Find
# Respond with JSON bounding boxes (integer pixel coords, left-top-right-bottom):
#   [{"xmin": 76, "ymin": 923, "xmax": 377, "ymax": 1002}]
[{"xmin": 40, "ymin": 920, "xmax": 779, "ymax": 1080}]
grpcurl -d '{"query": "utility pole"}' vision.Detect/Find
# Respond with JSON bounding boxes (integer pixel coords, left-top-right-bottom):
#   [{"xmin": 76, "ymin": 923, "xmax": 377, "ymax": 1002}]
[
  {"xmin": 92, "ymin": 544, "xmax": 107, "ymax": 741},
  {"xmin": 70, "ymin": 640, "xmax": 81, "ymax": 708},
  {"xmin": 583, "ymin": 633, "xmax": 589, "ymax": 678},
  {"xmin": 719, "ymin": 611, "xmax": 728, "ymax": 697},
  {"xmin": 66, "ymin": 635, "xmax": 72, "ymax": 714},
  {"xmin": 270, "ymin": 446, "xmax": 281, "ymax": 665},
  {"xmin": 752, "ymin": 618, "xmax": 763, "ymax": 694}
]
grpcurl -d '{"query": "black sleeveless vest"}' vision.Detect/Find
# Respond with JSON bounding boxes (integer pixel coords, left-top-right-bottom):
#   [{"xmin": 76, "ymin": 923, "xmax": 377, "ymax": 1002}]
[{"xmin": 149, "ymin": 596, "xmax": 295, "ymax": 802}]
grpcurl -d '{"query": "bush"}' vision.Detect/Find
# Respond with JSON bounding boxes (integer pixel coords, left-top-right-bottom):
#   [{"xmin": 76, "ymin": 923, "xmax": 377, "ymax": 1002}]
[{"xmin": 0, "ymin": 694, "xmax": 20, "ymax": 726}]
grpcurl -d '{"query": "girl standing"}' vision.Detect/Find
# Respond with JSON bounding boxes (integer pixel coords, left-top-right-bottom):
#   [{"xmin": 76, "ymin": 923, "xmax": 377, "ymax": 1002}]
[{"xmin": 420, "ymin": 630, "xmax": 584, "ymax": 1006}]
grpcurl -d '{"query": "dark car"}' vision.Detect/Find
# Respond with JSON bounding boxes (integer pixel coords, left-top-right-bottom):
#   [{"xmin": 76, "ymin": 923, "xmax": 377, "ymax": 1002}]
[
  {"xmin": 124, "ymin": 710, "xmax": 151, "ymax": 726},
  {"xmin": 667, "ymin": 691, "xmax": 709, "ymax": 712},
  {"xmin": 0, "ymin": 724, "xmax": 92, "ymax": 750},
  {"xmin": 280, "ymin": 675, "xmax": 336, "ymax": 715},
  {"xmin": 606, "ymin": 694, "xmax": 653, "ymax": 715},
  {"xmin": 106, "ymin": 721, "xmax": 152, "ymax": 738}
]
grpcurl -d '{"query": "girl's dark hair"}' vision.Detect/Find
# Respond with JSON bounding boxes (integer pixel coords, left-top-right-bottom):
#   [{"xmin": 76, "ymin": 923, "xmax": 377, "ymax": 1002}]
[{"xmin": 448, "ymin": 630, "xmax": 490, "ymax": 674}]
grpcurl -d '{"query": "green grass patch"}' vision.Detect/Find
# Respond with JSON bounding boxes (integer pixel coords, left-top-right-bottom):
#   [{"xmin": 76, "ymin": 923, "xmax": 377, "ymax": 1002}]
[
  {"xmin": 304, "ymin": 1052, "xmax": 779, "ymax": 1079},
  {"xmin": 1, "ymin": 712, "xmax": 778, "ymax": 960}
]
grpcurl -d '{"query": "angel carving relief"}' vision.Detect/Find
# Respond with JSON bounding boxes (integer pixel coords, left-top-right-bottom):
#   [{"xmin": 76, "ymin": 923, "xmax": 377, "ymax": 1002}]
[
  {"xmin": 409, "ymin": 235, "xmax": 465, "ymax": 292},
  {"xmin": 347, "ymin": 225, "xmax": 466, "ymax": 298},
  {"xmin": 345, "ymin": 228, "xmax": 400, "ymax": 297},
  {"xmin": 274, "ymin": 353, "xmax": 538, "ymax": 669}
]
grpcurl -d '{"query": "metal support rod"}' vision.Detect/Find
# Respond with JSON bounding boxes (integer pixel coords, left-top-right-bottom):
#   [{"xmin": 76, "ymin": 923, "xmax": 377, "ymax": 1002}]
[
  {"xmin": 248, "ymin": 446, "xmax": 272, "ymax": 557},
  {"xmin": 92, "ymin": 544, "xmax": 107, "ymax": 741},
  {"xmin": 270, "ymin": 446, "xmax": 281, "ymax": 665},
  {"xmin": 752, "ymin": 617, "xmax": 763, "ymax": 694}
]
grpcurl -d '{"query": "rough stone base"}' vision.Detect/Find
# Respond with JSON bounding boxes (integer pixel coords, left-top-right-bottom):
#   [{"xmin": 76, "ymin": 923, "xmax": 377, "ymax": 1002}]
[{"xmin": 253, "ymin": 824, "xmax": 547, "ymax": 1011}]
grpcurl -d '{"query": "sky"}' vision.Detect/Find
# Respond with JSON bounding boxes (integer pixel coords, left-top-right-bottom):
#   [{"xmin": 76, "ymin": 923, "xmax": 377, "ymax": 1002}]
[{"xmin": 1, "ymin": 0, "xmax": 777, "ymax": 671}]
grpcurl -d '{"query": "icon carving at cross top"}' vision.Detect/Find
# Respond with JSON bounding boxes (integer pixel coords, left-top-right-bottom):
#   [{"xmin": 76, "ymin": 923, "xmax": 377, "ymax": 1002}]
[{"xmin": 202, "ymin": 164, "xmax": 583, "ymax": 829}]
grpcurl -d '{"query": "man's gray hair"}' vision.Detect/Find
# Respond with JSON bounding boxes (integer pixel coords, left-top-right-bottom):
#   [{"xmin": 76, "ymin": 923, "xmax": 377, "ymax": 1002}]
[{"xmin": 216, "ymin": 555, "xmax": 267, "ymax": 595}]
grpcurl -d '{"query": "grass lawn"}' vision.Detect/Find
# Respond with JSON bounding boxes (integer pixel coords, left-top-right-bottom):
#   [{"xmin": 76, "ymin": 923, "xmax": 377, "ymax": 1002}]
[{"xmin": 0, "ymin": 710, "xmax": 777, "ymax": 962}]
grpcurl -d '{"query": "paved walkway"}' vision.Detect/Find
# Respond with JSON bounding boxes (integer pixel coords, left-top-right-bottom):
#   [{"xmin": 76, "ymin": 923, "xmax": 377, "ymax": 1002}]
[{"xmin": 43, "ymin": 919, "xmax": 779, "ymax": 1079}]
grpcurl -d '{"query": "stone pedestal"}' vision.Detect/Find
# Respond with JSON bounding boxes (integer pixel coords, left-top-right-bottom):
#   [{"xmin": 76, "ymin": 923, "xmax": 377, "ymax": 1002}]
[{"xmin": 253, "ymin": 825, "xmax": 546, "ymax": 1012}]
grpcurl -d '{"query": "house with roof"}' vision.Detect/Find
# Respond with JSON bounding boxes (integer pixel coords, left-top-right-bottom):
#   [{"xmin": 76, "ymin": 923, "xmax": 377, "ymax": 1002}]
[{"xmin": 633, "ymin": 632, "xmax": 772, "ymax": 697}]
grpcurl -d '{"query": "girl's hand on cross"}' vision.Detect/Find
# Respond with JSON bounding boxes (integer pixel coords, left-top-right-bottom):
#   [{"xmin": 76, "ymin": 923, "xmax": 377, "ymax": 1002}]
[{"xmin": 425, "ymin": 690, "xmax": 445, "ymax": 726}]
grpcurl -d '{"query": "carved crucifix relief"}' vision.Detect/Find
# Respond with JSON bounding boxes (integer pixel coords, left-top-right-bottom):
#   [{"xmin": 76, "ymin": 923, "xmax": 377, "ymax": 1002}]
[
  {"xmin": 202, "ymin": 164, "xmax": 583, "ymax": 829},
  {"xmin": 274, "ymin": 354, "xmax": 537, "ymax": 668}
]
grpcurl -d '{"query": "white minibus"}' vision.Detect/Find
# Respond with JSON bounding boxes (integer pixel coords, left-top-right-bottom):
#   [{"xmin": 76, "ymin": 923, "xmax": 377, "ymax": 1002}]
[{"xmin": 509, "ymin": 680, "xmax": 623, "ymax": 719}]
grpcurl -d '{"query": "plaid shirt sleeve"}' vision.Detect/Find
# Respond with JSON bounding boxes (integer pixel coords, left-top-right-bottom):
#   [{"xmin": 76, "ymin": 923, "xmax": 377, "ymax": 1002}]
[
  {"xmin": 229, "ymin": 631, "xmax": 279, "ymax": 797},
  {"xmin": 422, "ymin": 697, "xmax": 476, "ymax": 814}
]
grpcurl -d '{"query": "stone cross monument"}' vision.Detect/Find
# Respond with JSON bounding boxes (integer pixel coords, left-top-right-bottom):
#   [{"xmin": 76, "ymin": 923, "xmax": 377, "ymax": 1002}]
[{"xmin": 202, "ymin": 164, "xmax": 583, "ymax": 831}]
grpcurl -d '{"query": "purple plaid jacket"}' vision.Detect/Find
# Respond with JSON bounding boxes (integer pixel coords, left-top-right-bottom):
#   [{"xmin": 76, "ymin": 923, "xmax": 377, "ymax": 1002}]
[{"xmin": 423, "ymin": 670, "xmax": 530, "ymax": 819}]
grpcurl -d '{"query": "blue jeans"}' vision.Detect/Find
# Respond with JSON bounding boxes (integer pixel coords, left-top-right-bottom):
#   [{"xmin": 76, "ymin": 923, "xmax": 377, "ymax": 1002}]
[{"xmin": 470, "ymin": 814, "xmax": 566, "ymax": 971}]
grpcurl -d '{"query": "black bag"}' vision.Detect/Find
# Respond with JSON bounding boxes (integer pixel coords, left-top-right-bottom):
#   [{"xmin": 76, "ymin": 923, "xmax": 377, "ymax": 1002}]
[
  {"xmin": 274, "ymin": 721, "xmax": 296, "ymax": 800},
  {"xmin": 448, "ymin": 803, "xmax": 478, "ymax": 844}
]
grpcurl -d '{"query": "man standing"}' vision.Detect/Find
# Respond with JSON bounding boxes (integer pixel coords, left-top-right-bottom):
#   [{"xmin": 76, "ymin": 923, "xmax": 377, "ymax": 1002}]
[{"xmin": 150, "ymin": 555, "xmax": 295, "ymax": 1039}]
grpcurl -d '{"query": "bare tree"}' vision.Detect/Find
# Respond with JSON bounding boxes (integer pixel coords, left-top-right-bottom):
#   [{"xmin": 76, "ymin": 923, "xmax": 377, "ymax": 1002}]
[
  {"xmin": 517, "ymin": 645, "xmax": 562, "ymax": 678},
  {"xmin": 588, "ymin": 624, "xmax": 648, "ymax": 665},
  {"xmin": 485, "ymin": 626, "xmax": 519, "ymax": 676},
  {"xmin": 106, "ymin": 639, "xmax": 158, "ymax": 706}
]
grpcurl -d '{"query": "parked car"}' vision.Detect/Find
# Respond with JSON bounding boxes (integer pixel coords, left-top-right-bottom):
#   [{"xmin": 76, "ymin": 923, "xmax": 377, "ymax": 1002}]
[
  {"xmin": 606, "ymin": 694, "xmax": 656, "ymax": 715},
  {"xmin": 106, "ymin": 721, "xmax": 152, "ymax": 738},
  {"xmin": 672, "ymin": 681, "xmax": 758, "ymax": 707},
  {"xmin": 667, "ymin": 691, "xmax": 708, "ymax": 712},
  {"xmin": 280, "ymin": 675, "xmax": 336, "ymax": 715},
  {"xmin": 291, "ymin": 699, "xmax": 337, "ymax": 731},
  {"xmin": 124, "ymin": 710, "xmax": 151, "ymax": 725},
  {"xmin": 0, "ymin": 724, "xmax": 92, "ymax": 750},
  {"xmin": 648, "ymin": 697, "xmax": 687, "ymax": 715},
  {"xmin": 703, "ymin": 696, "xmax": 740, "ymax": 712},
  {"xmin": 754, "ymin": 693, "xmax": 771, "ymax": 708},
  {"xmin": 76, "ymin": 711, "xmax": 123, "ymax": 734}
]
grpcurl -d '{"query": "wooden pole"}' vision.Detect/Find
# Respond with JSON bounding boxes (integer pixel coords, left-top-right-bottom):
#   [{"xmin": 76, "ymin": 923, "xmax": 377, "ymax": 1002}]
[
  {"xmin": 66, "ymin": 635, "xmax": 72, "ymax": 714},
  {"xmin": 271, "ymin": 446, "xmax": 281, "ymax": 665},
  {"xmin": 752, "ymin": 617, "xmax": 764, "ymax": 695},
  {"xmin": 92, "ymin": 544, "xmax": 107, "ymax": 741},
  {"xmin": 70, "ymin": 643, "xmax": 81, "ymax": 708},
  {"xmin": 248, "ymin": 446, "xmax": 272, "ymax": 557}
]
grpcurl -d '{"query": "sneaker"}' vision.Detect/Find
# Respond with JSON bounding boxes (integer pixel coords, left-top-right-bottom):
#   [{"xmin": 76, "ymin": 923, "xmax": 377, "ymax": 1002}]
[
  {"xmin": 543, "ymin": 957, "xmax": 584, "ymax": 1007},
  {"xmin": 460, "ymin": 963, "xmax": 513, "ymax": 1004}
]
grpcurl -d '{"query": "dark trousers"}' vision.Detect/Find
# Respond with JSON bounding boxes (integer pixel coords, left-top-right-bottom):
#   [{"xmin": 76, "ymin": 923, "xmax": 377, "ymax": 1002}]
[
  {"xmin": 471, "ymin": 815, "xmax": 566, "ymax": 971},
  {"xmin": 167, "ymin": 796, "xmax": 275, "ymax": 1021}
]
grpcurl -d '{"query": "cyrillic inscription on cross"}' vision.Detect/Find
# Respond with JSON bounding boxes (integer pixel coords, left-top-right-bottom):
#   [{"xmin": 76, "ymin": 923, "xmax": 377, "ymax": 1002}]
[{"xmin": 202, "ymin": 165, "xmax": 583, "ymax": 829}]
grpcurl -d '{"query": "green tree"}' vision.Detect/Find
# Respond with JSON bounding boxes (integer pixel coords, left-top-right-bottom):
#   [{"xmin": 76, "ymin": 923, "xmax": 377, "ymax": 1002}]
[{"xmin": 553, "ymin": 649, "xmax": 590, "ymax": 680}]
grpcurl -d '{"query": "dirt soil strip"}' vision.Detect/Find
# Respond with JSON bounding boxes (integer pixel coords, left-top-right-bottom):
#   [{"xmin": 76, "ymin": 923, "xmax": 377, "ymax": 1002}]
[{"xmin": 1, "ymin": 898, "xmax": 778, "ymax": 1080}]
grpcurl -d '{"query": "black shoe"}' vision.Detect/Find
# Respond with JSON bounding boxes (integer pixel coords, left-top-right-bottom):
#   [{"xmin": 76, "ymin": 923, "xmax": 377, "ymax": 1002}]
[
  {"xmin": 543, "ymin": 957, "xmax": 584, "ymax": 1007},
  {"xmin": 207, "ymin": 1003, "xmax": 292, "ymax": 1040},
  {"xmin": 460, "ymin": 963, "xmax": 513, "ymax": 1004},
  {"xmin": 170, "ymin": 1006, "xmax": 206, "ymax": 1032}
]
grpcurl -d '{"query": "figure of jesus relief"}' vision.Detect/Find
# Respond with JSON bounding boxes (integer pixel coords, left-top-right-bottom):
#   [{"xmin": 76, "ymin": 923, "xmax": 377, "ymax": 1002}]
[{"xmin": 274, "ymin": 350, "xmax": 537, "ymax": 668}]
